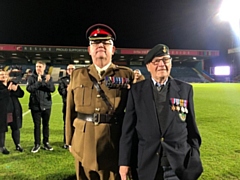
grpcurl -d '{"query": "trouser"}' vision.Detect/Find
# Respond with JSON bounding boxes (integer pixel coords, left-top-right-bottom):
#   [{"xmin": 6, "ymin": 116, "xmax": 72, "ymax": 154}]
[
  {"xmin": 155, "ymin": 165, "xmax": 179, "ymax": 180},
  {"xmin": 0, "ymin": 129, "xmax": 20, "ymax": 148},
  {"xmin": 0, "ymin": 132, "xmax": 5, "ymax": 148},
  {"xmin": 31, "ymin": 108, "xmax": 51, "ymax": 145},
  {"xmin": 75, "ymin": 159, "xmax": 120, "ymax": 180},
  {"xmin": 8, "ymin": 123, "xmax": 20, "ymax": 146}
]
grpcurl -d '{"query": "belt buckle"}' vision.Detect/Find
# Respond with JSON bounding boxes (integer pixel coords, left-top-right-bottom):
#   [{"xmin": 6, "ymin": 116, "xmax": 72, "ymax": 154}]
[{"xmin": 93, "ymin": 113, "xmax": 100, "ymax": 125}]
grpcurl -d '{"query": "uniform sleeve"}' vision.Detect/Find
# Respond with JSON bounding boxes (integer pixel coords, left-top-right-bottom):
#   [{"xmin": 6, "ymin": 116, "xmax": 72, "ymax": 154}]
[
  {"xmin": 186, "ymin": 86, "xmax": 202, "ymax": 149},
  {"xmin": 65, "ymin": 73, "xmax": 77, "ymax": 145},
  {"xmin": 119, "ymin": 88, "xmax": 137, "ymax": 166}
]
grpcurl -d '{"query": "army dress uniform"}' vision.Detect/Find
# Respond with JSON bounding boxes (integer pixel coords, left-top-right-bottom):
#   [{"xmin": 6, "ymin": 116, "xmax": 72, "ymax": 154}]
[{"xmin": 65, "ymin": 63, "xmax": 134, "ymax": 179}]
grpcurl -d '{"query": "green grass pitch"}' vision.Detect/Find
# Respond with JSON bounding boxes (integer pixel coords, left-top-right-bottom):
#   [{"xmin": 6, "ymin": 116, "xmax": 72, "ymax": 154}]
[{"xmin": 0, "ymin": 83, "xmax": 240, "ymax": 180}]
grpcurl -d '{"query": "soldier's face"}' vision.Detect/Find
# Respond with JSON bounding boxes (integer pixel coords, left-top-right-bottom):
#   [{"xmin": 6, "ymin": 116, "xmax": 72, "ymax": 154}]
[
  {"xmin": 146, "ymin": 55, "xmax": 172, "ymax": 81},
  {"xmin": 36, "ymin": 63, "xmax": 46, "ymax": 75},
  {"xmin": 88, "ymin": 40, "xmax": 115, "ymax": 68}
]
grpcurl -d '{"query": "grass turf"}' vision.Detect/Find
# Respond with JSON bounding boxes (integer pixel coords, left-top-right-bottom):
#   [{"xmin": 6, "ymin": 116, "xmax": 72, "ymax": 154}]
[{"xmin": 0, "ymin": 83, "xmax": 240, "ymax": 180}]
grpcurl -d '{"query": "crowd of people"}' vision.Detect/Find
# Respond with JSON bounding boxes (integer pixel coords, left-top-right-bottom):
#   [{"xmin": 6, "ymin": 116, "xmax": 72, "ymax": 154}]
[{"xmin": 0, "ymin": 23, "xmax": 203, "ymax": 180}]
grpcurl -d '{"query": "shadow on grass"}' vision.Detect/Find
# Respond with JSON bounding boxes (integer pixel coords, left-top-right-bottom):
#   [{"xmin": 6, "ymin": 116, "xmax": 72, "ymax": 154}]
[
  {"xmin": 0, "ymin": 174, "xmax": 76, "ymax": 180},
  {"xmin": 234, "ymin": 150, "xmax": 240, "ymax": 153}
]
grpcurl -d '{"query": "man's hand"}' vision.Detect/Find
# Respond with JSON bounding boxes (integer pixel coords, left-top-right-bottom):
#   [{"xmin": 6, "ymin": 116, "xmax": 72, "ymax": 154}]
[
  {"xmin": 119, "ymin": 166, "xmax": 130, "ymax": 180},
  {"xmin": 45, "ymin": 74, "xmax": 51, "ymax": 82},
  {"xmin": 38, "ymin": 74, "xmax": 42, "ymax": 82}
]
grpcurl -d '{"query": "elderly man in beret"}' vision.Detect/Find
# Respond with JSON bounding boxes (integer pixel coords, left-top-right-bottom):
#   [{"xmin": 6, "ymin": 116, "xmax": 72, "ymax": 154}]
[
  {"xmin": 65, "ymin": 24, "xmax": 134, "ymax": 180},
  {"xmin": 119, "ymin": 44, "xmax": 203, "ymax": 180}
]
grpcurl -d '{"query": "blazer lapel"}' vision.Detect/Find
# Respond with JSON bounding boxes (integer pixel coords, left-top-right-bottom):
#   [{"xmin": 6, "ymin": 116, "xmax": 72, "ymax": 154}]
[
  {"xmin": 162, "ymin": 78, "xmax": 181, "ymax": 135},
  {"xmin": 142, "ymin": 79, "xmax": 161, "ymax": 134}
]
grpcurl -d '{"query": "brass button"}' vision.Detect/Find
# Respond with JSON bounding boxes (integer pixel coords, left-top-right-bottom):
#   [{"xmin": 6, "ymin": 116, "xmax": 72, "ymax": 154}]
[
  {"xmin": 160, "ymin": 137, "xmax": 164, "ymax": 142},
  {"xmin": 95, "ymin": 108, "xmax": 100, "ymax": 111},
  {"xmin": 97, "ymin": 94, "xmax": 101, "ymax": 98}
]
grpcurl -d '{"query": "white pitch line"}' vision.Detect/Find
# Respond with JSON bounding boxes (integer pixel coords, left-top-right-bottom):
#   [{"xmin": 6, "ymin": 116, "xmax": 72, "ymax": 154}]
[{"xmin": 22, "ymin": 92, "xmax": 60, "ymax": 117}]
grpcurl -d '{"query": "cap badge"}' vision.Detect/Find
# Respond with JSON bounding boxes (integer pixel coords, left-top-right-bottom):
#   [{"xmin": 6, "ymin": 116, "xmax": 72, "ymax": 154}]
[{"xmin": 163, "ymin": 46, "xmax": 167, "ymax": 53}]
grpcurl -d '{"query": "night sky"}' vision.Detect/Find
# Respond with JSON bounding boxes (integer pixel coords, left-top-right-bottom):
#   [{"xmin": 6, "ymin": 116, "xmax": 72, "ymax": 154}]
[{"xmin": 0, "ymin": 1, "xmax": 232, "ymax": 59}]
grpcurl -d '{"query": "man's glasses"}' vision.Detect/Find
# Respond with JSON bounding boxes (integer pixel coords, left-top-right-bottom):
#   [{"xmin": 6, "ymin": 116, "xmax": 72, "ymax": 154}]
[
  {"xmin": 151, "ymin": 57, "xmax": 172, "ymax": 65},
  {"xmin": 90, "ymin": 40, "xmax": 113, "ymax": 46}
]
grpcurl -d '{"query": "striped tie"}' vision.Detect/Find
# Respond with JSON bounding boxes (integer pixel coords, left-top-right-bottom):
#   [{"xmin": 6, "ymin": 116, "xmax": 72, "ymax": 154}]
[{"xmin": 155, "ymin": 83, "xmax": 163, "ymax": 91}]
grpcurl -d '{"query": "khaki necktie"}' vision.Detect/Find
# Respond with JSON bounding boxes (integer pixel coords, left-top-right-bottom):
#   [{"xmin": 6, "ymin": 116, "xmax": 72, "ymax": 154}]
[{"xmin": 100, "ymin": 70, "xmax": 105, "ymax": 77}]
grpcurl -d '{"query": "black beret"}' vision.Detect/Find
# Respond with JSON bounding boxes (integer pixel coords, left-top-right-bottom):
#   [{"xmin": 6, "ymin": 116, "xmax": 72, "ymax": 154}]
[
  {"xmin": 86, "ymin": 23, "xmax": 116, "ymax": 41},
  {"xmin": 144, "ymin": 44, "xmax": 170, "ymax": 64}
]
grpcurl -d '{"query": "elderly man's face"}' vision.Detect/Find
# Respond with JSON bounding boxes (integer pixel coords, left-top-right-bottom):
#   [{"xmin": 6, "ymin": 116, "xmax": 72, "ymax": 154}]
[
  {"xmin": 146, "ymin": 55, "xmax": 172, "ymax": 81},
  {"xmin": 88, "ymin": 40, "xmax": 115, "ymax": 68}
]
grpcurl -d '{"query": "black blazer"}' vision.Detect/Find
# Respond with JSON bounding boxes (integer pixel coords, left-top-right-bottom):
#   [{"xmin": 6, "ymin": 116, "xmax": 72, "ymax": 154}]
[{"xmin": 119, "ymin": 78, "xmax": 203, "ymax": 180}]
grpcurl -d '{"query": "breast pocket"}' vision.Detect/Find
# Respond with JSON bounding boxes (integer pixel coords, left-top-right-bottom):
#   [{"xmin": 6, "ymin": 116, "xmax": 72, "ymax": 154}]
[{"xmin": 73, "ymin": 82, "xmax": 93, "ymax": 106}]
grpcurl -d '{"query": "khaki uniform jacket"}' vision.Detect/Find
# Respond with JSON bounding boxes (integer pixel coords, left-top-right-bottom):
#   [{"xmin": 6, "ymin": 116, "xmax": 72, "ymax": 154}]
[{"xmin": 66, "ymin": 63, "xmax": 134, "ymax": 171}]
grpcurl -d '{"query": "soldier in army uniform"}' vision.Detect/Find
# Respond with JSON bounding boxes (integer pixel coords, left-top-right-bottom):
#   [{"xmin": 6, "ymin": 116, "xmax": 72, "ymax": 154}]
[
  {"xmin": 65, "ymin": 24, "xmax": 134, "ymax": 180},
  {"xmin": 58, "ymin": 64, "xmax": 75, "ymax": 149}
]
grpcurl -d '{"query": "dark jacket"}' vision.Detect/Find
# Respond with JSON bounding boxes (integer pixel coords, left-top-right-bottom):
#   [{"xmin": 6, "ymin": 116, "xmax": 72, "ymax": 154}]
[
  {"xmin": 0, "ymin": 82, "xmax": 9, "ymax": 133},
  {"xmin": 119, "ymin": 78, "xmax": 203, "ymax": 180},
  {"xmin": 58, "ymin": 75, "xmax": 70, "ymax": 104},
  {"xmin": 8, "ymin": 81, "xmax": 24, "ymax": 130},
  {"xmin": 26, "ymin": 71, "xmax": 55, "ymax": 111},
  {"xmin": 0, "ymin": 81, "xmax": 24, "ymax": 132}
]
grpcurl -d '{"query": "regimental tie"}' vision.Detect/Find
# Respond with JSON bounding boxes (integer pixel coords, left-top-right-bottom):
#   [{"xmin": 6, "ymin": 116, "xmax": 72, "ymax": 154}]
[
  {"xmin": 155, "ymin": 83, "xmax": 163, "ymax": 91},
  {"xmin": 99, "ymin": 70, "xmax": 105, "ymax": 77}
]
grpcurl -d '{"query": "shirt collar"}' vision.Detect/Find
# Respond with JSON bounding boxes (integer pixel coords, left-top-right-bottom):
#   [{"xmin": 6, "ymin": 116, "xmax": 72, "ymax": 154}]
[
  {"xmin": 94, "ymin": 62, "xmax": 111, "ymax": 74},
  {"xmin": 151, "ymin": 77, "xmax": 168, "ymax": 86}
]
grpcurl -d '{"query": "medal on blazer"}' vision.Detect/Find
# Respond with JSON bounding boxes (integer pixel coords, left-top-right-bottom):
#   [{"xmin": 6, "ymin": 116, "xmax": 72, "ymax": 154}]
[
  {"xmin": 179, "ymin": 113, "xmax": 186, "ymax": 121},
  {"xmin": 184, "ymin": 100, "xmax": 188, "ymax": 114},
  {"xmin": 170, "ymin": 98, "xmax": 176, "ymax": 111}
]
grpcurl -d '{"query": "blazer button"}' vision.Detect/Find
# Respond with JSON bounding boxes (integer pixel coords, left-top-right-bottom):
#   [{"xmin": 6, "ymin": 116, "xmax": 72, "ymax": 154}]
[
  {"xmin": 160, "ymin": 137, "xmax": 164, "ymax": 142},
  {"xmin": 156, "ymin": 152, "xmax": 159, "ymax": 156},
  {"xmin": 97, "ymin": 94, "xmax": 101, "ymax": 98},
  {"xmin": 95, "ymin": 108, "xmax": 100, "ymax": 112}
]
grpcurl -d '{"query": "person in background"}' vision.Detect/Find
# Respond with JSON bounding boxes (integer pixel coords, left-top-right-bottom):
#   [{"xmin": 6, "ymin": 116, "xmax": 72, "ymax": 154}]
[
  {"xmin": 65, "ymin": 23, "xmax": 134, "ymax": 180},
  {"xmin": 0, "ymin": 70, "xmax": 24, "ymax": 154},
  {"xmin": 119, "ymin": 44, "xmax": 203, "ymax": 180},
  {"xmin": 27, "ymin": 61, "xmax": 55, "ymax": 153},
  {"xmin": 133, "ymin": 69, "xmax": 145, "ymax": 84},
  {"xmin": 58, "ymin": 64, "xmax": 75, "ymax": 149}
]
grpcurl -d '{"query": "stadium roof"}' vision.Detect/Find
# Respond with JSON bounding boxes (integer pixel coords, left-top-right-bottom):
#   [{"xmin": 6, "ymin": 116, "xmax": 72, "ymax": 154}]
[{"xmin": 0, "ymin": 44, "xmax": 220, "ymax": 66}]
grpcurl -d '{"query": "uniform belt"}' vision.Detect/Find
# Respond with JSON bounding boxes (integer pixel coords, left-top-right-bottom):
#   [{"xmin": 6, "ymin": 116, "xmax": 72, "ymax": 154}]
[{"xmin": 77, "ymin": 113, "xmax": 115, "ymax": 125}]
